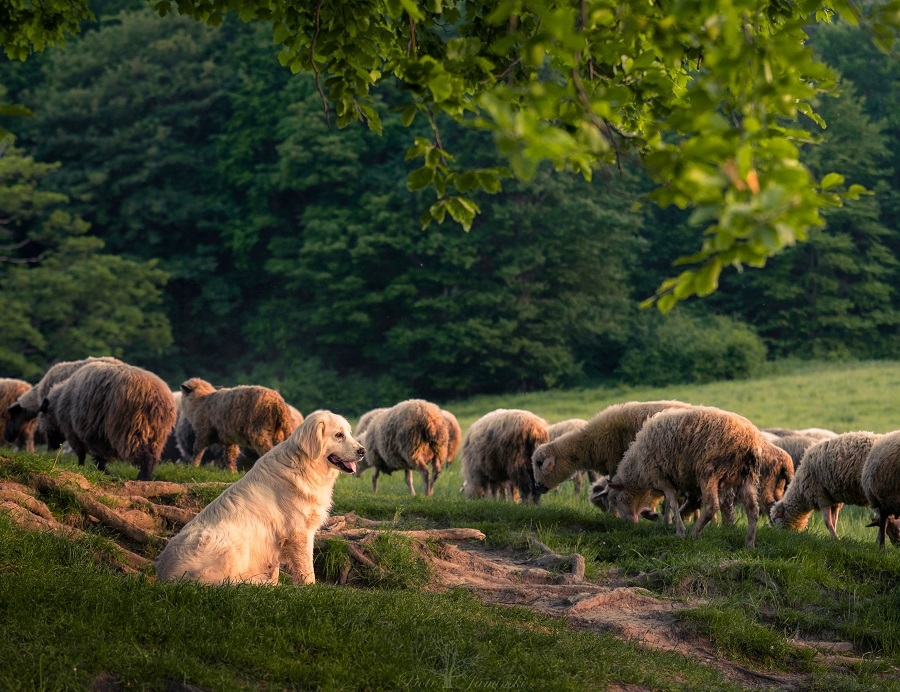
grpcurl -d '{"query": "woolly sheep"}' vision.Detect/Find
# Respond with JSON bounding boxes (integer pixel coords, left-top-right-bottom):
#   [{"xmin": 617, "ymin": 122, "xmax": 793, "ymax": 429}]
[
  {"xmin": 40, "ymin": 361, "xmax": 176, "ymax": 480},
  {"xmin": 762, "ymin": 432, "xmax": 821, "ymax": 469},
  {"xmin": 363, "ymin": 399, "xmax": 449, "ymax": 496},
  {"xmin": 532, "ymin": 400, "xmax": 693, "ymax": 493},
  {"xmin": 4, "ymin": 356, "xmax": 122, "ymax": 446},
  {"xmin": 547, "ymin": 418, "xmax": 593, "ymax": 494},
  {"xmin": 1, "ymin": 378, "xmax": 39, "ymax": 451},
  {"xmin": 769, "ymin": 431, "xmax": 881, "ymax": 539},
  {"xmin": 356, "ymin": 407, "xmax": 388, "ymax": 437},
  {"xmin": 442, "ymin": 409, "xmax": 462, "ymax": 464},
  {"xmin": 179, "ymin": 377, "xmax": 295, "ymax": 473},
  {"xmin": 461, "ymin": 408, "xmax": 549, "ymax": 504},
  {"xmin": 352, "ymin": 408, "xmax": 388, "ymax": 477},
  {"xmin": 861, "ymin": 431, "xmax": 900, "ymax": 548},
  {"xmin": 763, "ymin": 427, "xmax": 837, "ymax": 440},
  {"xmin": 605, "ymin": 406, "xmax": 772, "ymax": 549}
]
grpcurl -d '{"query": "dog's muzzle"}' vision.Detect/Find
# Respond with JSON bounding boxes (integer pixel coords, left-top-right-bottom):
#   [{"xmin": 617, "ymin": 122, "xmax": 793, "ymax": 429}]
[{"xmin": 328, "ymin": 454, "xmax": 357, "ymax": 474}]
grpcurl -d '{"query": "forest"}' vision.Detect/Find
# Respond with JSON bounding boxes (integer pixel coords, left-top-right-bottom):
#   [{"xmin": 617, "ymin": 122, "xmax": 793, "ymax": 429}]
[{"xmin": 0, "ymin": 0, "xmax": 897, "ymax": 415}]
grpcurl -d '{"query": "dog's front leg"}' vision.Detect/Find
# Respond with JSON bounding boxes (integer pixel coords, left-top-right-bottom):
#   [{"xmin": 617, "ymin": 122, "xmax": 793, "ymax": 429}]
[{"xmin": 282, "ymin": 533, "xmax": 316, "ymax": 585}]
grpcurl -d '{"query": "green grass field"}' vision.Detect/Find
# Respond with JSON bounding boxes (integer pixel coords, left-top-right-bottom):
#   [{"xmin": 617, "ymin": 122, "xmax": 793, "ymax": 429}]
[{"xmin": 2, "ymin": 359, "xmax": 900, "ymax": 690}]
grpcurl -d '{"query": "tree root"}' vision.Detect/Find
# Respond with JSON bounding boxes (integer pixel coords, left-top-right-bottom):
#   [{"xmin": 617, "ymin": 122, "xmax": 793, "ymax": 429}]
[{"xmin": 526, "ymin": 536, "xmax": 586, "ymax": 581}]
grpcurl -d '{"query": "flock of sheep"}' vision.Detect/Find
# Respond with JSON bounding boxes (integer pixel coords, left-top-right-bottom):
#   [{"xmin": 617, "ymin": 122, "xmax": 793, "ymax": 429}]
[{"xmin": 3, "ymin": 356, "xmax": 900, "ymax": 550}]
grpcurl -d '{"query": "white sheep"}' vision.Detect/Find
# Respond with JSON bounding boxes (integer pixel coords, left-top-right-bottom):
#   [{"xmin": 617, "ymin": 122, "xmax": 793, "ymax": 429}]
[
  {"xmin": 769, "ymin": 431, "xmax": 881, "ymax": 539},
  {"xmin": 605, "ymin": 406, "xmax": 773, "ymax": 548}
]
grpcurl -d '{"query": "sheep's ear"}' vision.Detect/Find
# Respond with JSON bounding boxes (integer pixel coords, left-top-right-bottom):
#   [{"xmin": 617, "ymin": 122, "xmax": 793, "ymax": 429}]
[
  {"xmin": 180, "ymin": 382, "xmax": 193, "ymax": 394},
  {"xmin": 607, "ymin": 481, "xmax": 624, "ymax": 490},
  {"xmin": 866, "ymin": 519, "xmax": 879, "ymax": 528},
  {"xmin": 542, "ymin": 455, "xmax": 556, "ymax": 474},
  {"xmin": 639, "ymin": 509, "xmax": 660, "ymax": 521},
  {"xmin": 39, "ymin": 398, "xmax": 50, "ymax": 414},
  {"xmin": 7, "ymin": 403, "xmax": 20, "ymax": 415}
]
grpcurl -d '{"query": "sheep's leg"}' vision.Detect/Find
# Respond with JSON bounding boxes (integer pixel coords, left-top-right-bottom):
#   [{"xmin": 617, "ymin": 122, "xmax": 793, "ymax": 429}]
[
  {"xmin": 92, "ymin": 455, "xmax": 109, "ymax": 473},
  {"xmin": 282, "ymin": 532, "xmax": 315, "ymax": 585},
  {"xmin": 876, "ymin": 511, "xmax": 888, "ymax": 549},
  {"xmin": 372, "ymin": 469, "xmax": 380, "ymax": 493},
  {"xmin": 823, "ymin": 504, "xmax": 841, "ymax": 540},
  {"xmin": 572, "ymin": 472, "xmax": 584, "ymax": 495},
  {"xmin": 833, "ymin": 503, "xmax": 844, "ymax": 536},
  {"xmin": 691, "ymin": 481, "xmax": 719, "ymax": 538},
  {"xmin": 419, "ymin": 468, "xmax": 431, "ymax": 496},
  {"xmin": 660, "ymin": 485, "xmax": 686, "ymax": 537},
  {"xmin": 135, "ymin": 451, "xmax": 157, "ymax": 482},
  {"xmin": 740, "ymin": 481, "xmax": 759, "ymax": 549},
  {"xmin": 190, "ymin": 439, "xmax": 207, "ymax": 468},
  {"xmin": 221, "ymin": 444, "xmax": 240, "ymax": 473},
  {"xmin": 404, "ymin": 469, "xmax": 417, "ymax": 496},
  {"xmin": 428, "ymin": 463, "xmax": 441, "ymax": 496},
  {"xmin": 720, "ymin": 488, "xmax": 737, "ymax": 526}
]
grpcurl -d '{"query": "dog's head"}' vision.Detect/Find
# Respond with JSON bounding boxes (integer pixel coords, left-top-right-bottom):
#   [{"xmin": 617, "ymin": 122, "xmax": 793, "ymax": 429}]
[{"xmin": 297, "ymin": 410, "xmax": 365, "ymax": 474}]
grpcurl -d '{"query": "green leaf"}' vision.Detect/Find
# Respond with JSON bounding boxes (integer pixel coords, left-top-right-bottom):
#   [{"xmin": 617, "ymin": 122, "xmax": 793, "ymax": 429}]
[
  {"xmin": 820, "ymin": 172, "xmax": 844, "ymax": 190},
  {"xmin": 407, "ymin": 167, "xmax": 434, "ymax": 191}
]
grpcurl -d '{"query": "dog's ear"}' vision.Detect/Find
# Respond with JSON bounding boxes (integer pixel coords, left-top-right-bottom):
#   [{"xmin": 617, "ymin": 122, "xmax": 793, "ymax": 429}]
[{"xmin": 298, "ymin": 414, "xmax": 328, "ymax": 459}]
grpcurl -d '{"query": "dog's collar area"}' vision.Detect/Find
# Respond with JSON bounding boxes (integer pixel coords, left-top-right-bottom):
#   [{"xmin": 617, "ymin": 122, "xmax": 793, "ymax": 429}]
[{"xmin": 327, "ymin": 454, "xmax": 356, "ymax": 474}]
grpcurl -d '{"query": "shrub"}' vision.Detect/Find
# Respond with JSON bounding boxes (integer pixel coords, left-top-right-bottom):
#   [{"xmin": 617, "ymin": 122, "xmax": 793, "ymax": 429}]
[{"xmin": 618, "ymin": 311, "xmax": 767, "ymax": 386}]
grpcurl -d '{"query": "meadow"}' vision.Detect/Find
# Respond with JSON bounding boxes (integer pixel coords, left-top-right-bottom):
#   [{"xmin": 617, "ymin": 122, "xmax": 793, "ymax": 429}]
[{"xmin": 2, "ymin": 360, "xmax": 900, "ymax": 690}]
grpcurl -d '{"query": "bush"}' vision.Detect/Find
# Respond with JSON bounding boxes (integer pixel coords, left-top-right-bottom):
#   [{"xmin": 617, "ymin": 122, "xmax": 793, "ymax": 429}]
[{"xmin": 618, "ymin": 311, "xmax": 767, "ymax": 386}]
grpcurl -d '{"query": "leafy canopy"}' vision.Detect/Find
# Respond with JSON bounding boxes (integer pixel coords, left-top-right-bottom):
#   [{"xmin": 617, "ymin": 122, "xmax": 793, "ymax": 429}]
[{"xmin": 3, "ymin": 0, "xmax": 899, "ymax": 309}]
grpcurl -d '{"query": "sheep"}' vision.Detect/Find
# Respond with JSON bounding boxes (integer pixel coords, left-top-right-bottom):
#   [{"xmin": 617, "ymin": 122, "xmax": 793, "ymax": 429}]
[
  {"xmin": 604, "ymin": 406, "xmax": 773, "ymax": 549},
  {"xmin": 860, "ymin": 431, "xmax": 900, "ymax": 548},
  {"xmin": 363, "ymin": 399, "xmax": 449, "ymax": 496},
  {"xmin": 461, "ymin": 408, "xmax": 550, "ymax": 504},
  {"xmin": 763, "ymin": 427, "xmax": 837, "ymax": 440},
  {"xmin": 769, "ymin": 431, "xmax": 881, "ymax": 540},
  {"xmin": 532, "ymin": 400, "xmax": 694, "ymax": 493},
  {"xmin": 40, "ymin": 361, "xmax": 176, "ymax": 480},
  {"xmin": 442, "ymin": 409, "xmax": 462, "ymax": 464},
  {"xmin": 356, "ymin": 407, "xmax": 388, "ymax": 437},
  {"xmin": 762, "ymin": 432, "xmax": 821, "ymax": 470},
  {"xmin": 1, "ymin": 378, "xmax": 39, "ymax": 451},
  {"xmin": 4, "ymin": 356, "xmax": 122, "ymax": 447},
  {"xmin": 546, "ymin": 418, "xmax": 594, "ymax": 494},
  {"xmin": 179, "ymin": 377, "xmax": 295, "ymax": 473}
]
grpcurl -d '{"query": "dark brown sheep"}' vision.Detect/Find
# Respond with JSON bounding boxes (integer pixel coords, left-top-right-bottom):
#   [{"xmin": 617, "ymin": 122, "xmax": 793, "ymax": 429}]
[
  {"xmin": 1, "ymin": 378, "xmax": 39, "ymax": 451},
  {"xmin": 4, "ymin": 356, "xmax": 122, "ymax": 448},
  {"xmin": 40, "ymin": 361, "xmax": 176, "ymax": 480},
  {"xmin": 179, "ymin": 377, "xmax": 295, "ymax": 473},
  {"xmin": 461, "ymin": 408, "xmax": 550, "ymax": 504}
]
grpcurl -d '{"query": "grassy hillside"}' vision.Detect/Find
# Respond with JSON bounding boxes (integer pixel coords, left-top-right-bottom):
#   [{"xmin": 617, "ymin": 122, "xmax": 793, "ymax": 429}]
[{"xmin": 2, "ymin": 359, "xmax": 900, "ymax": 690}]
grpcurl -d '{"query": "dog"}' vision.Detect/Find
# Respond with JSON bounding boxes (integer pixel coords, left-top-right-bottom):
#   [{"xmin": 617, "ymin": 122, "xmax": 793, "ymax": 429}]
[{"xmin": 155, "ymin": 410, "xmax": 364, "ymax": 585}]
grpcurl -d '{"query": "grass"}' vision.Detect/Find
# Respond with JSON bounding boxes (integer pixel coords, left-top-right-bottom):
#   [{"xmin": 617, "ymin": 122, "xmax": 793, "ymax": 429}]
[{"xmin": 3, "ymin": 359, "xmax": 900, "ymax": 689}]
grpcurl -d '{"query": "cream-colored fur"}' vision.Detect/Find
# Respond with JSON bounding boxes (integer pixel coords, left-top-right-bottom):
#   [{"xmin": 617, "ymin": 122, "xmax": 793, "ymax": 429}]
[{"xmin": 155, "ymin": 410, "xmax": 364, "ymax": 585}]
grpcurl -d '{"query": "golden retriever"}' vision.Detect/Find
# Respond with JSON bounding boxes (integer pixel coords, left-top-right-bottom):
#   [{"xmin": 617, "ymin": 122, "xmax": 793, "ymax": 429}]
[{"xmin": 155, "ymin": 410, "xmax": 364, "ymax": 585}]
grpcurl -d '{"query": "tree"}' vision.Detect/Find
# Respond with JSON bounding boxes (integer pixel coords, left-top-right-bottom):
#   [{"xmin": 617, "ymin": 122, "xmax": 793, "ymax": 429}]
[
  {"xmin": 2, "ymin": 0, "xmax": 897, "ymax": 309},
  {"xmin": 0, "ymin": 143, "xmax": 172, "ymax": 378}
]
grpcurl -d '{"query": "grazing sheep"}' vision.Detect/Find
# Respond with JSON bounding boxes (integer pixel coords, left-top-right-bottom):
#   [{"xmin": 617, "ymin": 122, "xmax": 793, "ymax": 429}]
[
  {"xmin": 179, "ymin": 378, "xmax": 295, "ymax": 473},
  {"xmin": 547, "ymin": 418, "xmax": 593, "ymax": 494},
  {"xmin": 155, "ymin": 410, "xmax": 365, "ymax": 584},
  {"xmin": 1, "ymin": 378, "xmax": 39, "ymax": 451},
  {"xmin": 4, "ymin": 356, "xmax": 122, "ymax": 447},
  {"xmin": 763, "ymin": 427, "xmax": 837, "ymax": 440},
  {"xmin": 40, "ymin": 361, "xmax": 176, "ymax": 480},
  {"xmin": 364, "ymin": 399, "xmax": 449, "ymax": 496},
  {"xmin": 605, "ymin": 406, "xmax": 771, "ymax": 549},
  {"xmin": 861, "ymin": 431, "xmax": 900, "ymax": 548},
  {"xmin": 461, "ymin": 408, "xmax": 550, "ymax": 504},
  {"xmin": 770, "ymin": 431, "xmax": 881, "ymax": 539},
  {"xmin": 532, "ymin": 400, "xmax": 693, "ymax": 493},
  {"xmin": 762, "ymin": 432, "xmax": 821, "ymax": 470}
]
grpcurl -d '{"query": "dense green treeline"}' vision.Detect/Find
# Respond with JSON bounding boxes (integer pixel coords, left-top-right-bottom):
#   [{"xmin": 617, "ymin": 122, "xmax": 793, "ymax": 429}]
[{"xmin": 0, "ymin": 8, "xmax": 897, "ymax": 413}]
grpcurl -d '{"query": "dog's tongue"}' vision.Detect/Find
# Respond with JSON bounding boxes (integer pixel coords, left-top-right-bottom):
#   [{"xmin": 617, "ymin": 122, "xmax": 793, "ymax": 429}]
[{"xmin": 341, "ymin": 459, "xmax": 357, "ymax": 475}]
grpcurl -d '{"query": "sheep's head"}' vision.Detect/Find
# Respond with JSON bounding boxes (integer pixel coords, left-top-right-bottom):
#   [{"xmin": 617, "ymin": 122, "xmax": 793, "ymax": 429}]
[
  {"xmin": 532, "ymin": 442, "xmax": 575, "ymax": 493},
  {"xmin": 769, "ymin": 501, "xmax": 809, "ymax": 532},
  {"xmin": 605, "ymin": 478, "xmax": 659, "ymax": 523},
  {"xmin": 589, "ymin": 476, "xmax": 611, "ymax": 511},
  {"xmin": 180, "ymin": 377, "xmax": 216, "ymax": 400},
  {"xmin": 758, "ymin": 444, "xmax": 794, "ymax": 515},
  {"xmin": 4, "ymin": 402, "xmax": 36, "ymax": 442}
]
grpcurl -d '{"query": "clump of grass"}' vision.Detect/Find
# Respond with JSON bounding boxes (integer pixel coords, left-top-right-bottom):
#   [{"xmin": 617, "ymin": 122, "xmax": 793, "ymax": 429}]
[{"xmin": 363, "ymin": 531, "xmax": 434, "ymax": 589}]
